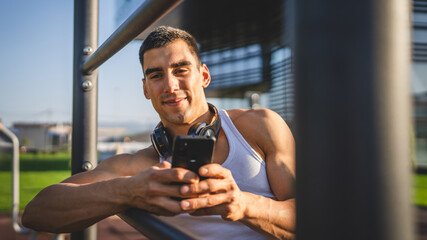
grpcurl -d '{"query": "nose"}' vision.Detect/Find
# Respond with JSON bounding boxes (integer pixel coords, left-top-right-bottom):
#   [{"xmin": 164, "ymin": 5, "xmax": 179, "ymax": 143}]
[{"xmin": 164, "ymin": 72, "xmax": 179, "ymax": 93}]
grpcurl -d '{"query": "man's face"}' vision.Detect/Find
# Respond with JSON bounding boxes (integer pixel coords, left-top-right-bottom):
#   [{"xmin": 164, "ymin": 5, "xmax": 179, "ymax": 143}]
[{"xmin": 142, "ymin": 40, "xmax": 211, "ymax": 126}]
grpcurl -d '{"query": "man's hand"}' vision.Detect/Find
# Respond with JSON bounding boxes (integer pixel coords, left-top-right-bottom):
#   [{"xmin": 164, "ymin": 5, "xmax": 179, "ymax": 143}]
[
  {"xmin": 126, "ymin": 161, "xmax": 199, "ymax": 216},
  {"xmin": 178, "ymin": 163, "xmax": 248, "ymax": 221}
]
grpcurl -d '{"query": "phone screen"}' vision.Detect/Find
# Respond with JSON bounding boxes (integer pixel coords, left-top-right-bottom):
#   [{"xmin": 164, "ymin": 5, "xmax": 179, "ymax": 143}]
[{"xmin": 172, "ymin": 135, "xmax": 215, "ymax": 178}]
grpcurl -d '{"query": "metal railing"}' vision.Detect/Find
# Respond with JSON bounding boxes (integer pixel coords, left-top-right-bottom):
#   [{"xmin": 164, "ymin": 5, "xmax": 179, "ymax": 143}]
[
  {"xmin": 0, "ymin": 122, "xmax": 66, "ymax": 240},
  {"xmin": 117, "ymin": 208, "xmax": 197, "ymax": 240},
  {"xmin": 72, "ymin": 0, "xmax": 193, "ymax": 240},
  {"xmin": 0, "ymin": 123, "xmax": 29, "ymax": 235},
  {"xmin": 81, "ymin": 0, "xmax": 183, "ymax": 75},
  {"xmin": 71, "ymin": 0, "xmax": 415, "ymax": 240}
]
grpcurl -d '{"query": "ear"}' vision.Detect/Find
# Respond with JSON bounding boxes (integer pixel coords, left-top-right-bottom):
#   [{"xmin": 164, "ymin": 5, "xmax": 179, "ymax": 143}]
[
  {"xmin": 142, "ymin": 78, "xmax": 151, "ymax": 99},
  {"xmin": 201, "ymin": 64, "xmax": 211, "ymax": 88}
]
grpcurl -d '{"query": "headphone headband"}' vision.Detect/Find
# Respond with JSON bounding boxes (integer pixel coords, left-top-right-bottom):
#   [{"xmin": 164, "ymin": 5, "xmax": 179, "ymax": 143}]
[{"xmin": 151, "ymin": 103, "xmax": 221, "ymax": 158}]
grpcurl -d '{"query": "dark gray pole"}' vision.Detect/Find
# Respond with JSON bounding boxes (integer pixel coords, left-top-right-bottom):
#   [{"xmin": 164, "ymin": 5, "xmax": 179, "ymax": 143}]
[
  {"xmin": 295, "ymin": 1, "xmax": 413, "ymax": 240},
  {"xmin": 72, "ymin": 0, "xmax": 98, "ymax": 240}
]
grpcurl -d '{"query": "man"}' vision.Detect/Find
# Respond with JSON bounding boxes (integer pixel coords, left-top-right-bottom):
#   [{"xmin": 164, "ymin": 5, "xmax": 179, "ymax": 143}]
[{"xmin": 22, "ymin": 26, "xmax": 296, "ymax": 239}]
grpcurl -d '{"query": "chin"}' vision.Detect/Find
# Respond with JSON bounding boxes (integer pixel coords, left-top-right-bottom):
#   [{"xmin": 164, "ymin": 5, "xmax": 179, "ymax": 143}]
[{"xmin": 162, "ymin": 111, "xmax": 186, "ymax": 125}]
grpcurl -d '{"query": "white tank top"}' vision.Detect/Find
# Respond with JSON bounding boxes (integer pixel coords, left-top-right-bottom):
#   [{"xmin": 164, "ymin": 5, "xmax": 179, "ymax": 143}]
[{"xmin": 157, "ymin": 109, "xmax": 274, "ymax": 239}]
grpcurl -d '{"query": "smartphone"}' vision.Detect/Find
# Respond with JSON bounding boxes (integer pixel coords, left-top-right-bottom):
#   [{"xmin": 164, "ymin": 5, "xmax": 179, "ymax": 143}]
[{"xmin": 172, "ymin": 135, "xmax": 215, "ymax": 179}]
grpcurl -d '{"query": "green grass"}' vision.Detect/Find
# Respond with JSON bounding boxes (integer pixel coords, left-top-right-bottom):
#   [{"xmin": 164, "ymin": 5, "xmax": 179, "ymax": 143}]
[
  {"xmin": 0, "ymin": 152, "xmax": 71, "ymax": 212},
  {"xmin": 414, "ymin": 174, "xmax": 427, "ymax": 206},
  {"xmin": 0, "ymin": 152, "xmax": 70, "ymax": 171},
  {"xmin": 0, "ymin": 152, "xmax": 426, "ymax": 213},
  {"xmin": 0, "ymin": 171, "xmax": 70, "ymax": 212}
]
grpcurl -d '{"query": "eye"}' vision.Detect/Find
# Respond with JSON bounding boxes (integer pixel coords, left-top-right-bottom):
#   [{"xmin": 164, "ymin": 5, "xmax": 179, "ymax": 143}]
[
  {"xmin": 148, "ymin": 73, "xmax": 162, "ymax": 80},
  {"xmin": 174, "ymin": 68, "xmax": 189, "ymax": 76}
]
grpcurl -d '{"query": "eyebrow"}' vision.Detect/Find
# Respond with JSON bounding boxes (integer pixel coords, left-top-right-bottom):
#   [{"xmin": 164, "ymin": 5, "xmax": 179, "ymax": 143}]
[
  {"xmin": 171, "ymin": 60, "xmax": 192, "ymax": 68},
  {"xmin": 144, "ymin": 67, "xmax": 162, "ymax": 77},
  {"xmin": 145, "ymin": 61, "xmax": 193, "ymax": 77}
]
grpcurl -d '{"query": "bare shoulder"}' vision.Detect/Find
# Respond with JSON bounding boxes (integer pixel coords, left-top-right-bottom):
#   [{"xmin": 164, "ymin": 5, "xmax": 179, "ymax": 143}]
[
  {"xmin": 226, "ymin": 108, "xmax": 293, "ymax": 160},
  {"xmin": 226, "ymin": 108, "xmax": 290, "ymax": 138},
  {"xmin": 226, "ymin": 108, "xmax": 283, "ymax": 125}
]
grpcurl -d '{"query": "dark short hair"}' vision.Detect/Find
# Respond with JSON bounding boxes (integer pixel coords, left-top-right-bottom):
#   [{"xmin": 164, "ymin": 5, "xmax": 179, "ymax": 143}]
[{"xmin": 139, "ymin": 26, "xmax": 201, "ymax": 72}]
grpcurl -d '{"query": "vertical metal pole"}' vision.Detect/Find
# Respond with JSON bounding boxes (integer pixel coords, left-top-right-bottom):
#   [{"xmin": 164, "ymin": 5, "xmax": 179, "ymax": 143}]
[
  {"xmin": 0, "ymin": 123, "xmax": 29, "ymax": 234},
  {"xmin": 295, "ymin": 0, "xmax": 413, "ymax": 240},
  {"xmin": 72, "ymin": 0, "xmax": 98, "ymax": 240}
]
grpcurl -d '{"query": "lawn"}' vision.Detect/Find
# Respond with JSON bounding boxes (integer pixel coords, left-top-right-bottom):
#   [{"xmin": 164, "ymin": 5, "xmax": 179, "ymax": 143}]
[
  {"xmin": 414, "ymin": 173, "xmax": 427, "ymax": 206},
  {"xmin": 0, "ymin": 170, "xmax": 70, "ymax": 212},
  {"xmin": 0, "ymin": 152, "xmax": 426, "ymax": 213},
  {"xmin": 0, "ymin": 152, "xmax": 71, "ymax": 212}
]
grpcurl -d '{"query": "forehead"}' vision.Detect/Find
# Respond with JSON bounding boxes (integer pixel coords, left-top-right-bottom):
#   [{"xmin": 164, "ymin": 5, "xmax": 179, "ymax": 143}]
[{"xmin": 143, "ymin": 40, "xmax": 197, "ymax": 70}]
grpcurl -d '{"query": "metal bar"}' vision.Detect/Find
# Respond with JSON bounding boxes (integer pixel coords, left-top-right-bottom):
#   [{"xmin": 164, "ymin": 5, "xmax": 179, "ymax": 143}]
[
  {"xmin": 294, "ymin": 0, "xmax": 413, "ymax": 240},
  {"xmin": 0, "ymin": 123, "xmax": 29, "ymax": 234},
  {"xmin": 72, "ymin": 0, "xmax": 99, "ymax": 240},
  {"xmin": 81, "ymin": 0, "xmax": 183, "ymax": 75},
  {"xmin": 118, "ymin": 208, "xmax": 197, "ymax": 240},
  {"xmin": 73, "ymin": 1, "xmax": 189, "ymax": 239}
]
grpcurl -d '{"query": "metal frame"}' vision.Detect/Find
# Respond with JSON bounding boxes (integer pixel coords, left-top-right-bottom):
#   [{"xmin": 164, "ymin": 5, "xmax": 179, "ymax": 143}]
[
  {"xmin": 73, "ymin": 0, "xmax": 184, "ymax": 239},
  {"xmin": 72, "ymin": 0, "xmax": 415, "ymax": 239},
  {"xmin": 117, "ymin": 208, "xmax": 198, "ymax": 240},
  {"xmin": 72, "ymin": 1, "xmax": 99, "ymax": 239},
  {"xmin": 0, "ymin": 123, "xmax": 29, "ymax": 235},
  {"xmin": 294, "ymin": 0, "xmax": 414, "ymax": 239},
  {"xmin": 81, "ymin": 0, "xmax": 183, "ymax": 74}
]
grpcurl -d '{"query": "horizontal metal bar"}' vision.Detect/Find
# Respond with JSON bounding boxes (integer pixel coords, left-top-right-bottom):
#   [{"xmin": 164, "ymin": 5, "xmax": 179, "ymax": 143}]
[
  {"xmin": 118, "ymin": 208, "xmax": 198, "ymax": 240},
  {"xmin": 80, "ymin": 0, "xmax": 183, "ymax": 74}
]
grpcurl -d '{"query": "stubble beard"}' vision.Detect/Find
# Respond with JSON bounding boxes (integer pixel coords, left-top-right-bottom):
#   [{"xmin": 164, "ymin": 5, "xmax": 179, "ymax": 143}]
[{"xmin": 161, "ymin": 106, "xmax": 192, "ymax": 126}]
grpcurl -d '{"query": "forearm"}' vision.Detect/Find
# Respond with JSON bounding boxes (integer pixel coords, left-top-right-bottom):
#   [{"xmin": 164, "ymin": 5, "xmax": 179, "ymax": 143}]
[
  {"xmin": 239, "ymin": 192, "xmax": 295, "ymax": 240},
  {"xmin": 22, "ymin": 177, "xmax": 129, "ymax": 233}
]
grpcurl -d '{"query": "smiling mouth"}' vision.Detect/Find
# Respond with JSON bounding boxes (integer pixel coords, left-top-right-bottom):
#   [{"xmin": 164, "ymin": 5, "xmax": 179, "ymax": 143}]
[{"xmin": 162, "ymin": 97, "xmax": 187, "ymax": 105}]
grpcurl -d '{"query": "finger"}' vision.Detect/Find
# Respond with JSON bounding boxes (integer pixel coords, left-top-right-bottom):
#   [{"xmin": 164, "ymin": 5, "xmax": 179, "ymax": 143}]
[
  {"xmin": 180, "ymin": 193, "xmax": 229, "ymax": 211},
  {"xmin": 189, "ymin": 204, "xmax": 225, "ymax": 216},
  {"xmin": 153, "ymin": 196, "xmax": 184, "ymax": 214},
  {"xmin": 189, "ymin": 204, "xmax": 241, "ymax": 221},
  {"xmin": 146, "ymin": 180, "xmax": 183, "ymax": 198},
  {"xmin": 151, "ymin": 168, "xmax": 199, "ymax": 184},
  {"xmin": 155, "ymin": 161, "xmax": 172, "ymax": 169},
  {"xmin": 143, "ymin": 196, "xmax": 182, "ymax": 215},
  {"xmin": 198, "ymin": 164, "xmax": 233, "ymax": 179},
  {"xmin": 181, "ymin": 178, "xmax": 234, "ymax": 195}
]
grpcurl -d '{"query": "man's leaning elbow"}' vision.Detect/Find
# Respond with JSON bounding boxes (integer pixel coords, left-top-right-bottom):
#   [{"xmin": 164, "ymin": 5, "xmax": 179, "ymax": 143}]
[
  {"xmin": 21, "ymin": 206, "xmax": 37, "ymax": 230},
  {"xmin": 21, "ymin": 205, "xmax": 47, "ymax": 232},
  {"xmin": 21, "ymin": 209, "xmax": 33, "ymax": 230},
  {"xmin": 21, "ymin": 212, "xmax": 59, "ymax": 233}
]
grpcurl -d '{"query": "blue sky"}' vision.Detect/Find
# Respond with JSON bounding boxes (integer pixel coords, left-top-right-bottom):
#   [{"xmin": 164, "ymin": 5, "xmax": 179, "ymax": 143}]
[{"xmin": 0, "ymin": 0, "xmax": 160, "ymax": 132}]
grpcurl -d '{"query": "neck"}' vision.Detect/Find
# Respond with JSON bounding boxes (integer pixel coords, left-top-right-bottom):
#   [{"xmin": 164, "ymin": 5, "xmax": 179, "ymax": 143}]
[{"xmin": 163, "ymin": 103, "xmax": 212, "ymax": 138}]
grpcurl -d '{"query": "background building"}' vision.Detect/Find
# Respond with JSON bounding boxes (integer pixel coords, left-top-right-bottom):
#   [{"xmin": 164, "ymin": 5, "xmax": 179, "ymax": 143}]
[
  {"xmin": 116, "ymin": 0, "xmax": 427, "ymax": 167},
  {"xmin": 12, "ymin": 123, "xmax": 71, "ymax": 152},
  {"xmin": 413, "ymin": 0, "xmax": 427, "ymax": 168}
]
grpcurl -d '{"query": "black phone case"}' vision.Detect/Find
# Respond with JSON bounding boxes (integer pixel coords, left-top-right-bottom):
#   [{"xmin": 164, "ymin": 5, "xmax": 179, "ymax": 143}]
[{"xmin": 172, "ymin": 135, "xmax": 215, "ymax": 177}]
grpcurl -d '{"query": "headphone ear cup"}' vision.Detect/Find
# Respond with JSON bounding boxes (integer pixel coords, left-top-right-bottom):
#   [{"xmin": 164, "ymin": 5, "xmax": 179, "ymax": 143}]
[
  {"xmin": 199, "ymin": 127, "xmax": 215, "ymax": 138},
  {"xmin": 151, "ymin": 124, "xmax": 173, "ymax": 158},
  {"xmin": 187, "ymin": 122, "xmax": 203, "ymax": 135}
]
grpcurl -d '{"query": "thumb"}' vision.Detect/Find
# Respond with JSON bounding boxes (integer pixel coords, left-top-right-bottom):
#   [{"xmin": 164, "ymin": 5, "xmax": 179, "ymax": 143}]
[{"xmin": 156, "ymin": 160, "xmax": 172, "ymax": 169}]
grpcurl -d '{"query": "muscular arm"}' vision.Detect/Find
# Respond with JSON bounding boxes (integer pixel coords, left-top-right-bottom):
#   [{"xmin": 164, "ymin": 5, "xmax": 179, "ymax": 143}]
[
  {"xmin": 22, "ymin": 170, "xmax": 131, "ymax": 233},
  {"xmin": 179, "ymin": 108, "xmax": 296, "ymax": 239},
  {"xmin": 22, "ymin": 148, "xmax": 199, "ymax": 233},
  {"xmin": 242, "ymin": 109, "xmax": 296, "ymax": 239}
]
